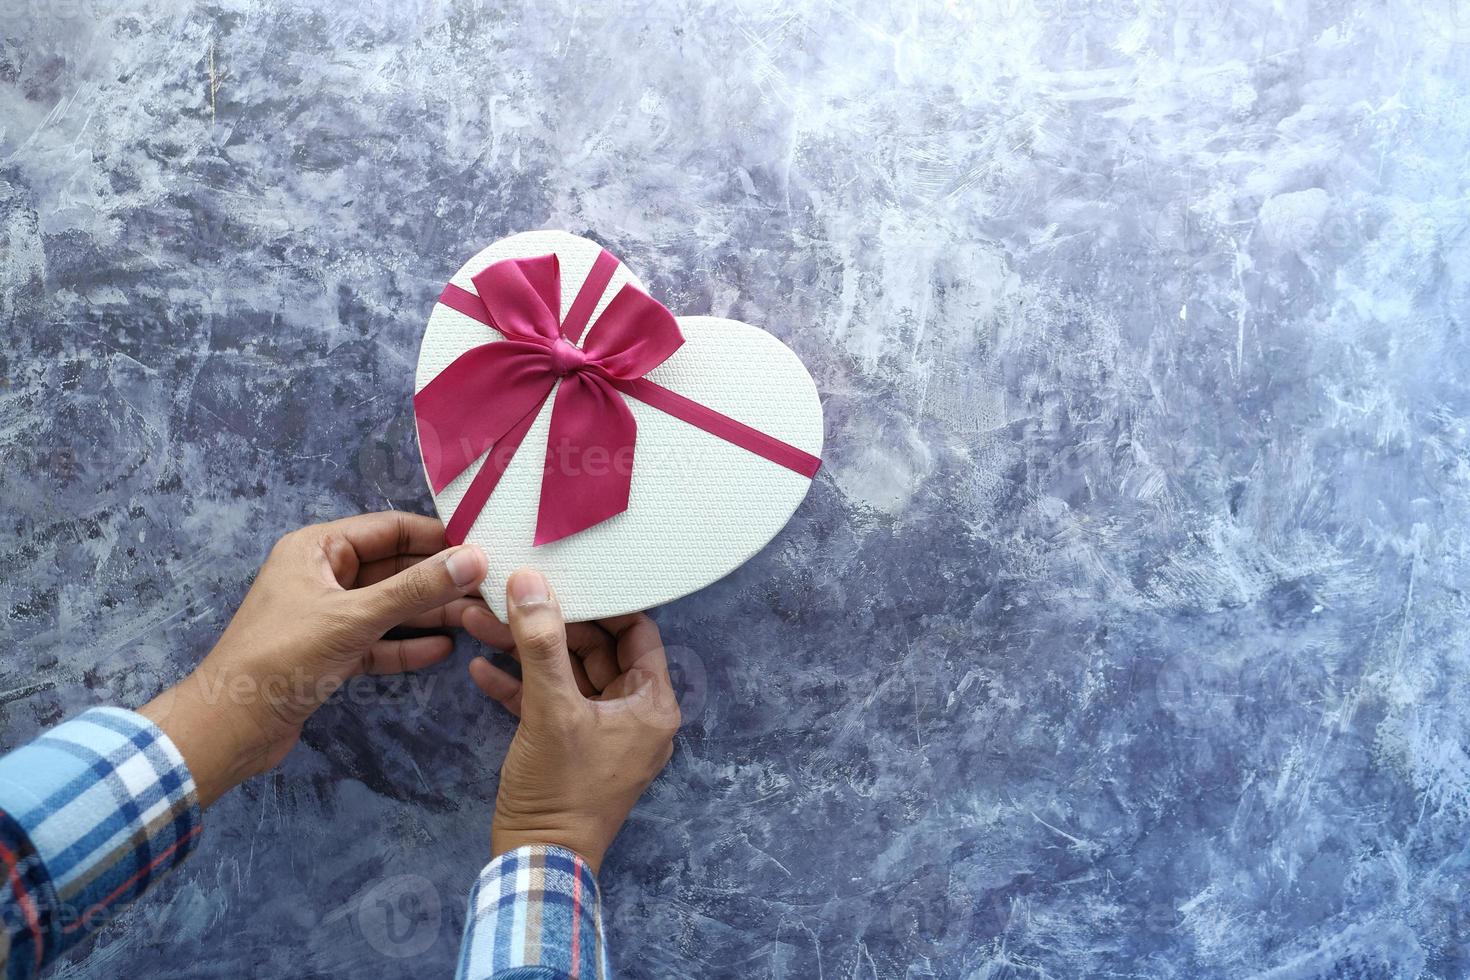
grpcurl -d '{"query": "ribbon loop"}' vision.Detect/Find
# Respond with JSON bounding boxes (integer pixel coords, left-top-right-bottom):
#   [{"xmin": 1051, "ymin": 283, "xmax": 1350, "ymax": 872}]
[
  {"xmin": 471, "ymin": 252, "xmax": 563, "ymax": 343},
  {"xmin": 414, "ymin": 339, "xmax": 555, "ymax": 493},
  {"xmin": 416, "ymin": 248, "xmax": 821, "ymax": 546},
  {"xmin": 579, "ymin": 283, "xmax": 683, "ymax": 378}
]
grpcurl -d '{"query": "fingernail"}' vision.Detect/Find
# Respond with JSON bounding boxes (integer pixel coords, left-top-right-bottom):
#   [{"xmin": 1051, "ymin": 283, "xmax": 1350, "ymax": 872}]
[
  {"xmin": 508, "ymin": 568, "xmax": 550, "ymax": 607},
  {"xmin": 445, "ymin": 545, "xmax": 486, "ymax": 589}
]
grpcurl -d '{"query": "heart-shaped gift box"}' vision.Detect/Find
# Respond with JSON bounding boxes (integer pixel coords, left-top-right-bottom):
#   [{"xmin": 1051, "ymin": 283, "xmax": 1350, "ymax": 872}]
[{"xmin": 414, "ymin": 231, "xmax": 824, "ymax": 622}]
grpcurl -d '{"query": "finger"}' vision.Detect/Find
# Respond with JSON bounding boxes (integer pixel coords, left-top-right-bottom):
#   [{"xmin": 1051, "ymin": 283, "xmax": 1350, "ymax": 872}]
[
  {"xmin": 462, "ymin": 603, "xmax": 515, "ymax": 650},
  {"xmin": 602, "ymin": 662, "xmax": 660, "ymax": 699},
  {"xmin": 325, "ymin": 512, "xmax": 449, "ymax": 564},
  {"xmin": 569, "ymin": 654, "xmax": 597, "ymax": 699},
  {"xmin": 468, "ymin": 657, "xmax": 523, "ymax": 716},
  {"xmin": 398, "ymin": 596, "xmax": 483, "ymax": 631},
  {"xmin": 602, "ymin": 665, "xmax": 681, "ymax": 730},
  {"xmin": 504, "ymin": 568, "xmax": 578, "ymax": 707},
  {"xmin": 468, "ymin": 610, "xmax": 613, "ymax": 669},
  {"xmin": 466, "ymin": 606, "xmax": 604, "ymax": 696},
  {"xmin": 354, "ymin": 544, "xmax": 488, "ymax": 632},
  {"xmin": 597, "ymin": 613, "xmax": 646, "ymax": 635},
  {"xmin": 569, "ymin": 624, "xmax": 619, "ymax": 692},
  {"xmin": 604, "ymin": 613, "xmax": 671, "ymax": 680},
  {"xmin": 363, "ymin": 635, "xmax": 454, "ymax": 675},
  {"xmin": 356, "ymin": 554, "xmax": 432, "ymax": 588}
]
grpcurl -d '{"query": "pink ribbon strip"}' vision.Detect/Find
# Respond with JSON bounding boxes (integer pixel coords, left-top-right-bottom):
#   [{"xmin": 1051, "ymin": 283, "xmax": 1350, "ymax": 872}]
[{"xmin": 415, "ymin": 248, "xmax": 822, "ymax": 546}]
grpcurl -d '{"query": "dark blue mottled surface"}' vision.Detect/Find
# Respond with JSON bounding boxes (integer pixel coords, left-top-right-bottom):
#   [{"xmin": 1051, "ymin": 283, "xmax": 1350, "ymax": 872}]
[{"xmin": 4, "ymin": 1, "xmax": 1470, "ymax": 976}]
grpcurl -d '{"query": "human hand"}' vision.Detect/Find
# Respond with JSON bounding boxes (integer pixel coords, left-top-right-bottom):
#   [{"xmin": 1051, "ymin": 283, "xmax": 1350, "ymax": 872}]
[
  {"xmin": 462, "ymin": 569, "xmax": 680, "ymax": 873},
  {"xmin": 140, "ymin": 512, "xmax": 487, "ymax": 807}
]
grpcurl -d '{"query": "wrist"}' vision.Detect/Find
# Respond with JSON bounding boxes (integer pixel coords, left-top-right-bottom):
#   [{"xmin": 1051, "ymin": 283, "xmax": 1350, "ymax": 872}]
[
  {"xmin": 139, "ymin": 669, "xmax": 275, "ymax": 808},
  {"xmin": 491, "ymin": 825, "xmax": 605, "ymax": 874}
]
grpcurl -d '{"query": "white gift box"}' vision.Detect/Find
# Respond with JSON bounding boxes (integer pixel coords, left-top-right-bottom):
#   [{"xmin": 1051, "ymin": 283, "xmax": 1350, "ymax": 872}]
[{"xmin": 414, "ymin": 230, "xmax": 824, "ymax": 622}]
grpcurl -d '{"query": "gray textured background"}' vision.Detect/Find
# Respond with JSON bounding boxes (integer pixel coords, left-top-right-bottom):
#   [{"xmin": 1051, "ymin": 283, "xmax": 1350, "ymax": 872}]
[{"xmin": 3, "ymin": 0, "xmax": 1470, "ymax": 977}]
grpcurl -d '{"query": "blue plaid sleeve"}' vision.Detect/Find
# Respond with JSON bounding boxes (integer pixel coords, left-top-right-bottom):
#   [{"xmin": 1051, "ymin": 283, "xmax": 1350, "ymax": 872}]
[
  {"xmin": 0, "ymin": 707, "xmax": 202, "ymax": 979},
  {"xmin": 456, "ymin": 845, "xmax": 609, "ymax": 980}
]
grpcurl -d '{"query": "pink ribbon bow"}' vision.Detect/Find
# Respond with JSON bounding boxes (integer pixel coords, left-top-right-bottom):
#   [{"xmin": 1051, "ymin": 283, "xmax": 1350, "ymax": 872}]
[{"xmin": 415, "ymin": 248, "xmax": 822, "ymax": 547}]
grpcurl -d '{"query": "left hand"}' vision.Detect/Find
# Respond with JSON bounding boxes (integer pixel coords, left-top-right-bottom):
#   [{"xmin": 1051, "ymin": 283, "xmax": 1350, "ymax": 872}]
[
  {"xmin": 460, "ymin": 570, "xmax": 680, "ymax": 872},
  {"xmin": 140, "ymin": 512, "xmax": 487, "ymax": 807}
]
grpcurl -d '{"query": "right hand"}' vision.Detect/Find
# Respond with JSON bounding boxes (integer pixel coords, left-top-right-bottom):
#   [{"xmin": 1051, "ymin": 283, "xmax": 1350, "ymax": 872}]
[{"xmin": 463, "ymin": 568, "xmax": 680, "ymax": 873}]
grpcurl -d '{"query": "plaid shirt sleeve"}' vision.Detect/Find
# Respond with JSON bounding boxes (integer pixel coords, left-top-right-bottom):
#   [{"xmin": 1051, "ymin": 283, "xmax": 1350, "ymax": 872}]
[
  {"xmin": 456, "ymin": 845, "xmax": 609, "ymax": 980},
  {"xmin": 0, "ymin": 707, "xmax": 202, "ymax": 979}
]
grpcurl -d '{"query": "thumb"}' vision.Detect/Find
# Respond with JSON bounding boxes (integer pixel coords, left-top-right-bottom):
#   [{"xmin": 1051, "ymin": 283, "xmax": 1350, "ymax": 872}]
[
  {"xmin": 356, "ymin": 544, "xmax": 488, "ymax": 632},
  {"xmin": 505, "ymin": 568, "xmax": 579, "ymax": 707}
]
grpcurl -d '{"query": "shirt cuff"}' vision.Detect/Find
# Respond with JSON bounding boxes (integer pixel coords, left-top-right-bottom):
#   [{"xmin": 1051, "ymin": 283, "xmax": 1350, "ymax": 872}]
[
  {"xmin": 456, "ymin": 845, "xmax": 608, "ymax": 980},
  {"xmin": 0, "ymin": 706, "xmax": 202, "ymax": 977}
]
